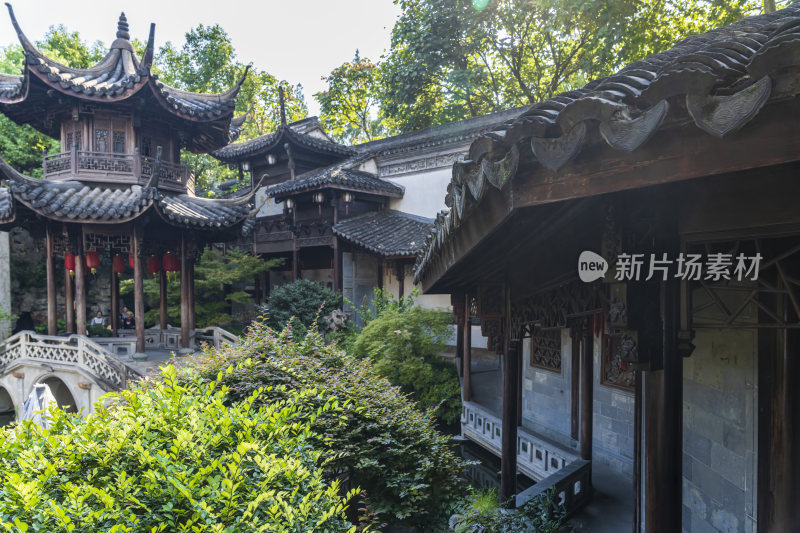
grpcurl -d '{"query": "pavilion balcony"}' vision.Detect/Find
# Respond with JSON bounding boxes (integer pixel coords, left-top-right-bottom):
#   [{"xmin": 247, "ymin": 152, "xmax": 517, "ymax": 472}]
[{"xmin": 42, "ymin": 150, "xmax": 191, "ymax": 193}]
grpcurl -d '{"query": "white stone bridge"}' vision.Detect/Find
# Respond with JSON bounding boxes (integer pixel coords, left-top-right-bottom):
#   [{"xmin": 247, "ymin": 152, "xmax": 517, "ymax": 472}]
[{"xmin": 0, "ymin": 327, "xmax": 238, "ymax": 426}]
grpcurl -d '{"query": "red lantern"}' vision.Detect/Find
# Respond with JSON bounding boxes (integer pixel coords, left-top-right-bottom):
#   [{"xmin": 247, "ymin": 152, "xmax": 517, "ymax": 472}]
[
  {"xmin": 148, "ymin": 255, "xmax": 161, "ymax": 278},
  {"xmin": 85, "ymin": 250, "xmax": 100, "ymax": 275},
  {"xmin": 162, "ymin": 252, "xmax": 180, "ymax": 281},
  {"xmin": 128, "ymin": 253, "xmax": 135, "ymax": 269},
  {"xmin": 112, "ymin": 255, "xmax": 125, "ymax": 277},
  {"xmin": 64, "ymin": 253, "xmax": 75, "ymax": 276}
]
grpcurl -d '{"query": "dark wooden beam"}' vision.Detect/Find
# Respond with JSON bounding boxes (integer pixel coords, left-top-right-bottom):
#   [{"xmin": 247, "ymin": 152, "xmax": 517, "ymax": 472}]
[
  {"xmin": 74, "ymin": 227, "xmax": 86, "ymax": 336},
  {"xmin": 188, "ymin": 251, "xmax": 196, "ymax": 334},
  {"xmin": 396, "ymin": 261, "xmax": 405, "ymax": 301},
  {"xmin": 633, "ymin": 369, "xmax": 642, "ymax": 533},
  {"xmin": 292, "ymin": 247, "xmax": 300, "ymax": 281},
  {"xmin": 45, "ymin": 224, "xmax": 56, "ymax": 335},
  {"xmin": 132, "ymin": 225, "xmax": 145, "ymax": 356}
]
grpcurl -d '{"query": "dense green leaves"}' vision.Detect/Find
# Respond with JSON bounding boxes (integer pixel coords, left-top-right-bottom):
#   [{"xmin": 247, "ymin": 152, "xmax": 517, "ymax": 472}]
[
  {"xmin": 264, "ymin": 280, "xmax": 342, "ymax": 336},
  {"xmin": 0, "ymin": 366, "xmax": 357, "ymax": 532},
  {"xmin": 347, "ymin": 289, "xmax": 461, "ymax": 425},
  {"xmin": 317, "ymin": 52, "xmax": 388, "ymax": 144},
  {"xmin": 187, "ymin": 319, "xmax": 466, "ymax": 531}
]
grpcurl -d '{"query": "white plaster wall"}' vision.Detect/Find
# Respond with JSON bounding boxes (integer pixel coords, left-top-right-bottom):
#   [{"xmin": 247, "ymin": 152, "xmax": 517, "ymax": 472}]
[
  {"xmin": 385, "ymin": 167, "xmax": 451, "ymax": 218},
  {"xmin": 381, "ymin": 266, "xmax": 450, "ymax": 311},
  {"xmin": 255, "ymin": 188, "xmax": 284, "ymax": 217}
]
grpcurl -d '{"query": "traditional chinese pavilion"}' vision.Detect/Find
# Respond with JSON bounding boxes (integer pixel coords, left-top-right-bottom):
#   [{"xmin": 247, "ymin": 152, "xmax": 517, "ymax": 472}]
[
  {"xmin": 416, "ymin": 4, "xmax": 800, "ymax": 532},
  {"xmin": 0, "ymin": 6, "xmax": 253, "ymax": 359}
]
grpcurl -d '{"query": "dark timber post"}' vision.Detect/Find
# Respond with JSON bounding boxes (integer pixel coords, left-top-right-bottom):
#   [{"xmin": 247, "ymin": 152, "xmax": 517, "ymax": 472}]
[
  {"xmin": 396, "ymin": 262, "xmax": 405, "ymax": 301},
  {"xmin": 188, "ymin": 250, "xmax": 196, "ymax": 334},
  {"xmin": 45, "ymin": 224, "xmax": 56, "ymax": 335},
  {"xmin": 64, "ymin": 255, "xmax": 74, "ymax": 334},
  {"xmin": 74, "ymin": 226, "xmax": 86, "ymax": 336},
  {"xmin": 500, "ymin": 286, "xmax": 520, "ymax": 509},
  {"xmin": 643, "ymin": 279, "xmax": 682, "ymax": 533},
  {"xmin": 159, "ymin": 268, "xmax": 168, "ymax": 330},
  {"xmin": 110, "ymin": 253, "xmax": 119, "ymax": 336},
  {"xmin": 180, "ymin": 233, "xmax": 190, "ymax": 350},
  {"xmin": 463, "ymin": 293, "xmax": 471, "ymax": 402},
  {"xmin": 757, "ymin": 275, "xmax": 800, "ymax": 532},
  {"xmin": 571, "ymin": 328, "xmax": 581, "ymax": 440},
  {"xmin": 292, "ymin": 248, "xmax": 300, "ymax": 281},
  {"xmin": 500, "ymin": 285, "xmax": 518, "ymax": 508},
  {"xmin": 579, "ymin": 320, "xmax": 593, "ymax": 462},
  {"xmin": 132, "ymin": 225, "xmax": 146, "ymax": 357}
]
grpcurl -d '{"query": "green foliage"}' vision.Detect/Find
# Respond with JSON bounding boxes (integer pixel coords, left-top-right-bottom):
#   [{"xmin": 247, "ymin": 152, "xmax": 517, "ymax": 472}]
[
  {"xmin": 453, "ymin": 487, "xmax": 571, "ymax": 533},
  {"xmin": 185, "ymin": 319, "xmax": 466, "ymax": 531},
  {"xmin": 120, "ymin": 247, "xmax": 280, "ymax": 329},
  {"xmin": 86, "ymin": 325, "xmax": 112, "ymax": 338},
  {"xmin": 153, "ymin": 24, "xmax": 307, "ymax": 195},
  {"xmin": 9, "ymin": 255, "xmax": 45, "ymax": 291},
  {"xmin": 0, "ymin": 366, "xmax": 357, "ymax": 532},
  {"xmin": 379, "ymin": 0, "xmax": 791, "ymax": 132},
  {"xmin": 316, "ymin": 51, "xmax": 389, "ymax": 144},
  {"xmin": 265, "ymin": 280, "xmax": 342, "ymax": 336},
  {"xmin": 348, "ymin": 289, "xmax": 460, "ymax": 425}
]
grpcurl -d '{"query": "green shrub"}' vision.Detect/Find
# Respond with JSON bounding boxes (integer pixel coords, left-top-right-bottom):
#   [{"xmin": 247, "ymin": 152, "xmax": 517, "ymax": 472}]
[
  {"xmin": 453, "ymin": 487, "xmax": 572, "ymax": 533},
  {"xmin": 265, "ymin": 279, "xmax": 342, "ymax": 335},
  {"xmin": 349, "ymin": 290, "xmax": 460, "ymax": 424},
  {"xmin": 184, "ymin": 318, "xmax": 466, "ymax": 532},
  {"xmin": 0, "ymin": 366, "xmax": 357, "ymax": 533}
]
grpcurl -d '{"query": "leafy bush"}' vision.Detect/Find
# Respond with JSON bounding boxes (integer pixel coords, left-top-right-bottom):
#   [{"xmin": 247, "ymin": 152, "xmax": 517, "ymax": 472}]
[
  {"xmin": 183, "ymin": 318, "xmax": 466, "ymax": 531},
  {"xmin": 264, "ymin": 279, "xmax": 342, "ymax": 335},
  {"xmin": 0, "ymin": 366, "xmax": 357, "ymax": 533},
  {"xmin": 452, "ymin": 487, "xmax": 571, "ymax": 533},
  {"xmin": 348, "ymin": 289, "xmax": 460, "ymax": 424}
]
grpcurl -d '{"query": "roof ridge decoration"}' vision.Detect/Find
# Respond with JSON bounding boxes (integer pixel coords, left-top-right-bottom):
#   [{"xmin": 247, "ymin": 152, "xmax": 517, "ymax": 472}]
[
  {"xmin": 413, "ymin": 2, "xmax": 800, "ymax": 285},
  {"xmin": 1, "ymin": 3, "xmax": 248, "ymax": 142}
]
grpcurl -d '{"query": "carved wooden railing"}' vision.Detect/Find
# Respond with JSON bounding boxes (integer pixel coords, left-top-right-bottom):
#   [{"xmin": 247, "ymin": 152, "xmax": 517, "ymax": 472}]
[
  {"xmin": 42, "ymin": 150, "xmax": 188, "ymax": 187},
  {"xmin": 461, "ymin": 401, "xmax": 578, "ymax": 482},
  {"xmin": 0, "ymin": 331, "xmax": 141, "ymax": 390}
]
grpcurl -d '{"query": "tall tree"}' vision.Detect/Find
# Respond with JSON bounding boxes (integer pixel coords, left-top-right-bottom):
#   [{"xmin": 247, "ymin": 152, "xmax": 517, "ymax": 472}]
[
  {"xmin": 316, "ymin": 51, "xmax": 387, "ymax": 144},
  {"xmin": 380, "ymin": 0, "xmax": 791, "ymax": 132},
  {"xmin": 153, "ymin": 24, "xmax": 308, "ymax": 195}
]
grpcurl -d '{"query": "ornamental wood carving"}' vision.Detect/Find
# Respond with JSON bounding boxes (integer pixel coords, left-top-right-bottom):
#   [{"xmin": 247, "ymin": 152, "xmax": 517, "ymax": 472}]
[
  {"xmin": 602, "ymin": 331, "xmax": 638, "ymax": 391},
  {"xmin": 531, "ymin": 327, "xmax": 562, "ymax": 372},
  {"xmin": 510, "ymin": 280, "xmax": 597, "ymax": 340}
]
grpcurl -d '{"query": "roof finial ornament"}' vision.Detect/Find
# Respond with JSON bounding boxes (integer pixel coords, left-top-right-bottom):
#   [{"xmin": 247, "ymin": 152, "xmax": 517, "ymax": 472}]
[
  {"xmin": 116, "ymin": 12, "xmax": 130, "ymax": 40},
  {"xmin": 279, "ymin": 86, "xmax": 286, "ymax": 126}
]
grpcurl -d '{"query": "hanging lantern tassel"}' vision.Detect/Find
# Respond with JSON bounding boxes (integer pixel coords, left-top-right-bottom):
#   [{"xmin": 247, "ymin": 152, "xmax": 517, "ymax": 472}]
[
  {"xmin": 85, "ymin": 250, "xmax": 100, "ymax": 275},
  {"xmin": 64, "ymin": 253, "xmax": 75, "ymax": 277},
  {"xmin": 112, "ymin": 255, "xmax": 125, "ymax": 278}
]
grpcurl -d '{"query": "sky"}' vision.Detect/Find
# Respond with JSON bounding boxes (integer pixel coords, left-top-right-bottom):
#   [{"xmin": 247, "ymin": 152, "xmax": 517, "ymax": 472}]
[{"xmin": 0, "ymin": 0, "xmax": 402, "ymax": 115}]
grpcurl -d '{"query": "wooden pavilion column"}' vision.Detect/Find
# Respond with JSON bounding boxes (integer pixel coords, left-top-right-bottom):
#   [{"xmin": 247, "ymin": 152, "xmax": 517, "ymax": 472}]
[
  {"xmin": 159, "ymin": 268, "xmax": 168, "ymax": 330},
  {"xmin": 462, "ymin": 293, "xmax": 471, "ymax": 402},
  {"xmin": 500, "ymin": 339, "xmax": 520, "ymax": 508},
  {"xmin": 45, "ymin": 224, "xmax": 57, "ymax": 335},
  {"xmin": 332, "ymin": 195, "xmax": 342, "ymax": 292},
  {"xmin": 500, "ymin": 285, "xmax": 518, "ymax": 508},
  {"xmin": 579, "ymin": 320, "xmax": 594, "ymax": 462},
  {"xmin": 643, "ymin": 279, "xmax": 682, "ymax": 533},
  {"xmin": 74, "ymin": 227, "xmax": 86, "ymax": 336},
  {"xmin": 132, "ymin": 225, "xmax": 146, "ymax": 358},
  {"xmin": 180, "ymin": 233, "xmax": 190, "ymax": 351},
  {"xmin": 396, "ymin": 262, "xmax": 405, "ymax": 301},
  {"xmin": 110, "ymin": 253, "xmax": 119, "ymax": 336},
  {"xmin": 188, "ymin": 249, "xmax": 196, "ymax": 333},
  {"xmin": 64, "ymin": 258, "xmax": 74, "ymax": 334}
]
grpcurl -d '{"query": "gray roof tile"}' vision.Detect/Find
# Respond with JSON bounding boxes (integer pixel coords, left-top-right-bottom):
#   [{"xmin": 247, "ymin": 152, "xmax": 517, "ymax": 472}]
[{"xmin": 333, "ymin": 210, "xmax": 433, "ymax": 257}]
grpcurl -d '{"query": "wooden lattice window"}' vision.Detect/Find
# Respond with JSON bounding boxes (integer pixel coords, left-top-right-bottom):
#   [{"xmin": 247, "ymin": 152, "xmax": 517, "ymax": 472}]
[
  {"xmin": 531, "ymin": 327, "xmax": 562, "ymax": 372},
  {"xmin": 66, "ymin": 132, "xmax": 80, "ymax": 151},
  {"xmin": 95, "ymin": 129, "xmax": 108, "ymax": 152},
  {"xmin": 113, "ymin": 131, "xmax": 125, "ymax": 154}
]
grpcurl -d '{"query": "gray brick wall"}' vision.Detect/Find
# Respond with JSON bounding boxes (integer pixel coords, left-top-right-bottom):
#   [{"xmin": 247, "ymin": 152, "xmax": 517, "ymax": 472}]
[
  {"xmin": 592, "ymin": 333, "xmax": 635, "ymax": 477},
  {"xmin": 682, "ymin": 328, "xmax": 757, "ymax": 533},
  {"xmin": 520, "ymin": 332, "xmax": 574, "ymax": 448},
  {"xmin": 519, "ymin": 330, "xmax": 635, "ymax": 478}
]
